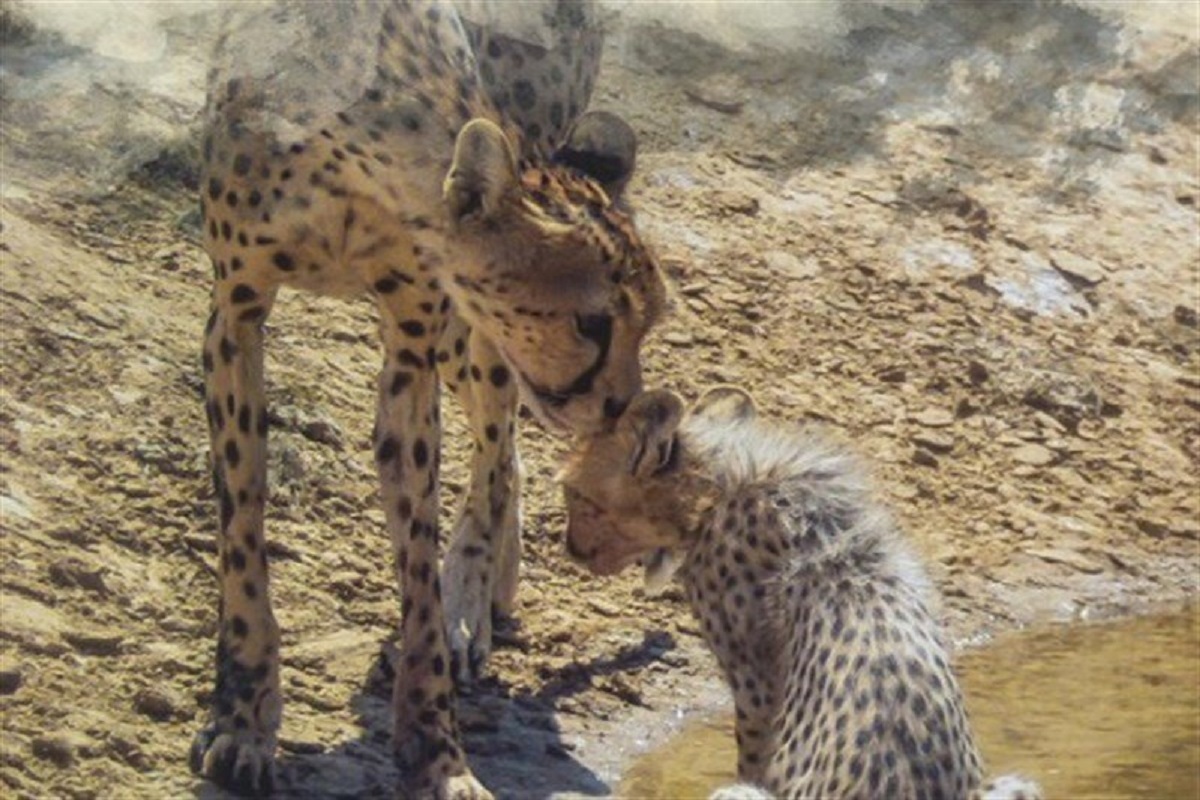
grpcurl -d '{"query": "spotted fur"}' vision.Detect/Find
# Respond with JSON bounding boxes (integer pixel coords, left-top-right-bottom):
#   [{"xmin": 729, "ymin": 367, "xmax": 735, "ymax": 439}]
[
  {"xmin": 190, "ymin": 1, "xmax": 665, "ymax": 797},
  {"xmin": 562, "ymin": 387, "xmax": 1042, "ymax": 800}
]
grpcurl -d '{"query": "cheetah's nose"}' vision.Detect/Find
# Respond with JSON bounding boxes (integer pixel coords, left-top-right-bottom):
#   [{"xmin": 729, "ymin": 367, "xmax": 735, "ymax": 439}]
[{"xmin": 564, "ymin": 531, "xmax": 596, "ymax": 564}]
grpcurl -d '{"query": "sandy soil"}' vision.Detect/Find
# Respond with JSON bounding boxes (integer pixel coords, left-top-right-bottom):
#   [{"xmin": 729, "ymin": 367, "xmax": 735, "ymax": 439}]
[{"xmin": 0, "ymin": 2, "xmax": 1197, "ymax": 798}]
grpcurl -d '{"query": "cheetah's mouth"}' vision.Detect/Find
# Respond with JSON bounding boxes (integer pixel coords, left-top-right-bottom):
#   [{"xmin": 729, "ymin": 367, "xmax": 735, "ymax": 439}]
[{"xmin": 508, "ymin": 314, "xmax": 615, "ymax": 432}]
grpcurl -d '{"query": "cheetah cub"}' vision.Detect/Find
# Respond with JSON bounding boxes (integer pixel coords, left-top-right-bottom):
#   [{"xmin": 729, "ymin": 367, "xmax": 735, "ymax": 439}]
[{"xmin": 562, "ymin": 387, "xmax": 1041, "ymax": 800}]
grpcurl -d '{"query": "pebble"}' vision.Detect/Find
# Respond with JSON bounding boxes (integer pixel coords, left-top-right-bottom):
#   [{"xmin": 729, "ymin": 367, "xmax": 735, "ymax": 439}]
[
  {"xmin": 912, "ymin": 448, "xmax": 939, "ymax": 468},
  {"xmin": 133, "ymin": 686, "xmax": 185, "ymax": 722},
  {"xmin": 763, "ymin": 250, "xmax": 820, "ymax": 280},
  {"xmin": 1050, "ymin": 249, "xmax": 1106, "ymax": 286},
  {"xmin": 662, "ymin": 331, "xmax": 695, "ymax": 347},
  {"xmin": 1011, "ymin": 443, "xmax": 1056, "ymax": 466},
  {"xmin": 913, "ymin": 408, "xmax": 955, "ymax": 428},
  {"xmin": 587, "ymin": 598, "xmax": 621, "ymax": 618},
  {"xmin": 1027, "ymin": 547, "xmax": 1103, "ymax": 574},
  {"xmin": 63, "ymin": 630, "xmax": 124, "ymax": 656},
  {"xmin": 682, "ymin": 76, "xmax": 745, "ymax": 114},
  {"xmin": 912, "ymin": 431, "xmax": 955, "ymax": 453},
  {"xmin": 31, "ymin": 733, "xmax": 92, "ymax": 768},
  {"xmin": 47, "ymin": 559, "xmax": 109, "ymax": 595},
  {"xmin": 967, "ymin": 360, "xmax": 989, "ymax": 385},
  {"xmin": 0, "ymin": 668, "xmax": 22, "ymax": 695}
]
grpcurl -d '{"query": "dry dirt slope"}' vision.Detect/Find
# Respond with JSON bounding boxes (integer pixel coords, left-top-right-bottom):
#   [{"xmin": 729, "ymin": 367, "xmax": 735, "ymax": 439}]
[{"xmin": 1, "ymin": 2, "xmax": 1198, "ymax": 798}]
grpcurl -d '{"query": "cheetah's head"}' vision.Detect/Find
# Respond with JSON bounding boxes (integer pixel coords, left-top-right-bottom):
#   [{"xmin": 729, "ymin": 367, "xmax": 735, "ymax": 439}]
[
  {"xmin": 561, "ymin": 386, "xmax": 758, "ymax": 577},
  {"xmin": 560, "ymin": 389, "xmax": 690, "ymax": 576},
  {"xmin": 442, "ymin": 113, "xmax": 666, "ymax": 435}
]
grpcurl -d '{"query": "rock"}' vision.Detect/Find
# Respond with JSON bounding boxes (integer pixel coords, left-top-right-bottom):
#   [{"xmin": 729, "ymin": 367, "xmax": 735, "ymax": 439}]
[
  {"xmin": 1175, "ymin": 304, "xmax": 1198, "ymax": 329},
  {"xmin": 0, "ymin": 493, "xmax": 34, "ymax": 522},
  {"xmin": 587, "ymin": 598, "xmax": 621, "ymax": 618},
  {"xmin": 1011, "ymin": 443, "xmax": 1056, "ymax": 466},
  {"xmin": 63, "ymin": 630, "xmax": 124, "ymax": 656},
  {"xmin": 31, "ymin": 732, "xmax": 93, "ymax": 768},
  {"xmin": 662, "ymin": 331, "xmax": 695, "ymax": 347},
  {"xmin": 47, "ymin": 559, "xmax": 109, "ymax": 595},
  {"xmin": 967, "ymin": 360, "xmax": 989, "ymax": 385},
  {"xmin": 913, "ymin": 408, "xmax": 955, "ymax": 428},
  {"xmin": 912, "ymin": 448, "xmax": 939, "ymax": 468},
  {"xmin": 709, "ymin": 190, "xmax": 759, "ymax": 217},
  {"xmin": 912, "ymin": 431, "xmax": 955, "ymax": 453},
  {"xmin": 0, "ymin": 668, "xmax": 22, "ymax": 695},
  {"xmin": 1026, "ymin": 547, "xmax": 1103, "ymax": 574},
  {"xmin": 682, "ymin": 76, "xmax": 745, "ymax": 114},
  {"xmin": 133, "ymin": 686, "xmax": 187, "ymax": 722},
  {"xmin": 1050, "ymin": 249, "xmax": 1106, "ymax": 287},
  {"xmin": 763, "ymin": 250, "xmax": 820, "ymax": 280}
]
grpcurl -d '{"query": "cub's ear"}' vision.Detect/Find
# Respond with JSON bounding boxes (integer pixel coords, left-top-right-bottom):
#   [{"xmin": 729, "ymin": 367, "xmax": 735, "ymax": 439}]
[
  {"xmin": 618, "ymin": 389, "xmax": 685, "ymax": 478},
  {"xmin": 553, "ymin": 110, "xmax": 637, "ymax": 200},
  {"xmin": 692, "ymin": 385, "xmax": 757, "ymax": 424},
  {"xmin": 444, "ymin": 118, "xmax": 518, "ymax": 225}
]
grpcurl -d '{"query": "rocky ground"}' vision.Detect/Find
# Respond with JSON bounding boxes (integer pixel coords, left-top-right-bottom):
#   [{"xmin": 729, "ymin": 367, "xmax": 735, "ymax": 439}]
[{"xmin": 0, "ymin": 2, "xmax": 1197, "ymax": 798}]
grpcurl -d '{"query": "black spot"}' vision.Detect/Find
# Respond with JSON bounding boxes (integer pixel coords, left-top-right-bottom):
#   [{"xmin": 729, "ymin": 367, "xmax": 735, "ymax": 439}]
[
  {"xmin": 230, "ymin": 616, "xmax": 248, "ymax": 638},
  {"xmin": 230, "ymin": 284, "xmax": 257, "ymax": 304},
  {"xmin": 377, "ymin": 436, "xmax": 399, "ymax": 462},
  {"xmin": 391, "ymin": 372, "xmax": 413, "ymax": 395},
  {"xmin": 488, "ymin": 365, "xmax": 510, "ymax": 388},
  {"xmin": 374, "ymin": 277, "xmax": 399, "ymax": 294},
  {"xmin": 399, "ymin": 320, "xmax": 426, "ymax": 337},
  {"xmin": 272, "ymin": 252, "xmax": 295, "ymax": 271},
  {"xmin": 512, "ymin": 79, "xmax": 536, "ymax": 111},
  {"xmin": 484, "ymin": 424, "xmax": 498, "ymax": 442},
  {"xmin": 224, "ymin": 440, "xmax": 241, "ymax": 469},
  {"xmin": 413, "ymin": 439, "xmax": 429, "ymax": 468},
  {"xmin": 219, "ymin": 486, "xmax": 234, "ymax": 531},
  {"xmin": 397, "ymin": 349, "xmax": 424, "ymax": 369}
]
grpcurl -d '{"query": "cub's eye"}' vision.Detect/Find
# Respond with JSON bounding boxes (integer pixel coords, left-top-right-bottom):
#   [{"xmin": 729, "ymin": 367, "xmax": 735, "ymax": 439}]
[{"xmin": 574, "ymin": 313, "xmax": 613, "ymax": 345}]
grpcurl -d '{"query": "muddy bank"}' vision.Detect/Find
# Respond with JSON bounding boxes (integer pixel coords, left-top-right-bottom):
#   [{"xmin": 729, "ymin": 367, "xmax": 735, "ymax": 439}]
[{"xmin": 1, "ymin": 2, "xmax": 1197, "ymax": 798}]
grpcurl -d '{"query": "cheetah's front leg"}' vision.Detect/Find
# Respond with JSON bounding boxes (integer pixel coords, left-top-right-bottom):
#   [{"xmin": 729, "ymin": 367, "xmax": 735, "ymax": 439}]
[
  {"xmin": 191, "ymin": 286, "xmax": 282, "ymax": 796},
  {"xmin": 374, "ymin": 298, "xmax": 490, "ymax": 799},
  {"xmin": 438, "ymin": 321, "xmax": 521, "ymax": 684}
]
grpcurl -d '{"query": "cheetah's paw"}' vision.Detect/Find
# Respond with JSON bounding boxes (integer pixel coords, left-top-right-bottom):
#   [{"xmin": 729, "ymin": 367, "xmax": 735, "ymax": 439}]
[
  {"xmin": 708, "ymin": 783, "xmax": 775, "ymax": 800},
  {"xmin": 190, "ymin": 726, "xmax": 277, "ymax": 796},
  {"xmin": 404, "ymin": 771, "xmax": 494, "ymax": 800},
  {"xmin": 441, "ymin": 522, "xmax": 495, "ymax": 684}
]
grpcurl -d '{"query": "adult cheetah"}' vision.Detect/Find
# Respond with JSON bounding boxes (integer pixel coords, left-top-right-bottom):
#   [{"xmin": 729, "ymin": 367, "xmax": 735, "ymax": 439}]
[
  {"xmin": 561, "ymin": 387, "xmax": 1041, "ymax": 800},
  {"xmin": 192, "ymin": 1, "xmax": 665, "ymax": 796}
]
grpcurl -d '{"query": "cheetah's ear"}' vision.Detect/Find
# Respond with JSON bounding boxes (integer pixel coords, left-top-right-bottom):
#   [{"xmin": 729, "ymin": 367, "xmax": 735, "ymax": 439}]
[
  {"xmin": 619, "ymin": 389, "xmax": 685, "ymax": 478},
  {"xmin": 692, "ymin": 385, "xmax": 757, "ymax": 424},
  {"xmin": 553, "ymin": 110, "xmax": 637, "ymax": 201},
  {"xmin": 444, "ymin": 118, "xmax": 519, "ymax": 225}
]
